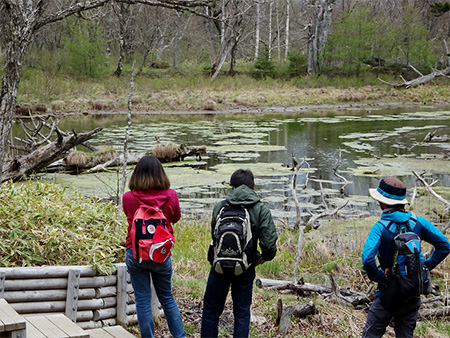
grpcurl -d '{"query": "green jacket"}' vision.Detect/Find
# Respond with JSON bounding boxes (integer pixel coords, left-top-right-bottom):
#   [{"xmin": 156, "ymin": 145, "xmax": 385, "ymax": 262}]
[{"xmin": 211, "ymin": 185, "xmax": 278, "ymax": 262}]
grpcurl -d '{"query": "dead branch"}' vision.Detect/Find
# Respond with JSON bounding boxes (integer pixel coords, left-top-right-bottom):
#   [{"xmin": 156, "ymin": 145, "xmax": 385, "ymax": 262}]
[
  {"xmin": 412, "ymin": 170, "xmax": 450, "ymax": 213},
  {"xmin": 333, "ymin": 148, "xmax": 349, "ymax": 194},
  {"xmin": 307, "ymin": 200, "xmax": 349, "ymax": 229},
  {"xmin": 292, "ymin": 227, "xmax": 304, "ymax": 283},
  {"xmin": 291, "ymin": 152, "xmax": 307, "ymax": 230}
]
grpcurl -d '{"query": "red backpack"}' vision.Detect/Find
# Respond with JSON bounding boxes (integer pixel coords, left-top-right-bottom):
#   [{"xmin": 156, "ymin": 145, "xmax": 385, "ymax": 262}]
[{"xmin": 130, "ymin": 205, "xmax": 175, "ymax": 263}]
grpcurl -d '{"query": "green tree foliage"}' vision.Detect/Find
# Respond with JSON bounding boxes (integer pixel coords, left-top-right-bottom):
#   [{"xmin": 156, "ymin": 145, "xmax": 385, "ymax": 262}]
[
  {"xmin": 62, "ymin": 19, "xmax": 108, "ymax": 78},
  {"xmin": 323, "ymin": 4, "xmax": 435, "ymax": 76},
  {"xmin": 251, "ymin": 52, "xmax": 276, "ymax": 79},
  {"xmin": 430, "ymin": 2, "xmax": 450, "ymax": 16},
  {"xmin": 322, "ymin": 5, "xmax": 376, "ymax": 75},
  {"xmin": 287, "ymin": 52, "xmax": 308, "ymax": 78},
  {"xmin": 391, "ymin": 6, "xmax": 434, "ymax": 69}
]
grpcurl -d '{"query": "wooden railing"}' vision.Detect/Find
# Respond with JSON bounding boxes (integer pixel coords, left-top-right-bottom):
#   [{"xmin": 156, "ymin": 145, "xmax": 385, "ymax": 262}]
[{"xmin": 0, "ymin": 263, "xmax": 137, "ymax": 330}]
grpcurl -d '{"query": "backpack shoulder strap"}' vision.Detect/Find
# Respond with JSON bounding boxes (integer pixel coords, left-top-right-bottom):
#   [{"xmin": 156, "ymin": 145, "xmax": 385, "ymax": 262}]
[{"xmin": 378, "ymin": 219, "xmax": 397, "ymax": 236}]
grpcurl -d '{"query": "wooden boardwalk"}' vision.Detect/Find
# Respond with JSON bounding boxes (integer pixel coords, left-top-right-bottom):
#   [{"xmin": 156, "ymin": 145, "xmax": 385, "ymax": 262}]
[{"xmin": 0, "ymin": 299, "xmax": 135, "ymax": 338}]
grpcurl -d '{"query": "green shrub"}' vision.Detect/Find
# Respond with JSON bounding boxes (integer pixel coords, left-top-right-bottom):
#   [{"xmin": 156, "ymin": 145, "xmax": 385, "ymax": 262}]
[
  {"xmin": 251, "ymin": 52, "xmax": 276, "ymax": 79},
  {"xmin": 287, "ymin": 52, "xmax": 308, "ymax": 78},
  {"xmin": 62, "ymin": 18, "xmax": 108, "ymax": 78},
  {"xmin": 0, "ymin": 181, "xmax": 125, "ymax": 273}
]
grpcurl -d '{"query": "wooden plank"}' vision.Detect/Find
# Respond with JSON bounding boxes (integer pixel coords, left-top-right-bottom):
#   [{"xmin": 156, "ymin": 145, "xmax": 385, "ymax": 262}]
[
  {"xmin": 46, "ymin": 314, "xmax": 89, "ymax": 338},
  {"xmin": 0, "ymin": 266, "xmax": 99, "ymax": 279},
  {"xmin": 26, "ymin": 321, "xmax": 47, "ymax": 338},
  {"xmin": 65, "ymin": 270, "xmax": 81, "ymax": 322},
  {"xmin": 5, "ymin": 276, "xmax": 117, "ymax": 291},
  {"xmin": 25, "ymin": 315, "xmax": 68, "ymax": 337},
  {"xmin": 102, "ymin": 325, "xmax": 136, "ymax": 337},
  {"xmin": 84, "ymin": 328, "xmax": 114, "ymax": 338},
  {"xmin": 115, "ymin": 264, "xmax": 128, "ymax": 327},
  {"xmin": 0, "ymin": 272, "xmax": 5, "ymax": 298},
  {"xmin": 0, "ymin": 299, "xmax": 26, "ymax": 331}
]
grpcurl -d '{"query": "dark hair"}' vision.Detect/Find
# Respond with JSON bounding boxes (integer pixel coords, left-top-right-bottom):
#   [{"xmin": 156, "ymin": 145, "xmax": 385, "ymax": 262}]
[
  {"xmin": 128, "ymin": 155, "xmax": 170, "ymax": 191},
  {"xmin": 230, "ymin": 169, "xmax": 254, "ymax": 189}
]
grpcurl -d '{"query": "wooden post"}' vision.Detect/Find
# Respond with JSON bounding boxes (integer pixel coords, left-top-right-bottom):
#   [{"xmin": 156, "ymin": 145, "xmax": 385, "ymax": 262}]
[
  {"xmin": 116, "ymin": 263, "xmax": 128, "ymax": 326},
  {"xmin": 0, "ymin": 272, "xmax": 5, "ymax": 299},
  {"xmin": 65, "ymin": 269, "xmax": 80, "ymax": 322}
]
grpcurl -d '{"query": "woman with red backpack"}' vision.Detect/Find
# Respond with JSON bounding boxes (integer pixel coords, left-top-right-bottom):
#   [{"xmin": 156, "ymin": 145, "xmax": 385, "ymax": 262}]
[{"xmin": 122, "ymin": 155, "xmax": 185, "ymax": 338}]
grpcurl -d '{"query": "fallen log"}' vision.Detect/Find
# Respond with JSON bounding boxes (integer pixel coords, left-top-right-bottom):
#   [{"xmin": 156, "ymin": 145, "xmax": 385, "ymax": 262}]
[
  {"xmin": 256, "ymin": 278, "xmax": 370, "ymax": 307},
  {"xmin": 419, "ymin": 306, "xmax": 450, "ymax": 319},
  {"xmin": 2, "ymin": 128, "xmax": 102, "ymax": 182},
  {"xmin": 378, "ymin": 65, "xmax": 450, "ymax": 89},
  {"xmin": 277, "ymin": 298, "xmax": 318, "ymax": 337}
]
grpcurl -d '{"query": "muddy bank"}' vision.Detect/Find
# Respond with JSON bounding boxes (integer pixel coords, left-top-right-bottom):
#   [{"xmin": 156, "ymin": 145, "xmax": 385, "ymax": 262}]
[{"xmin": 52, "ymin": 100, "xmax": 450, "ymax": 117}]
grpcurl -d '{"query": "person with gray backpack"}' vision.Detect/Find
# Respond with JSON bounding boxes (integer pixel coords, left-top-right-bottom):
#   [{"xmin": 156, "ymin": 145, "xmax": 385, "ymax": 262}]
[
  {"xmin": 201, "ymin": 169, "xmax": 278, "ymax": 338},
  {"xmin": 362, "ymin": 176, "xmax": 450, "ymax": 338}
]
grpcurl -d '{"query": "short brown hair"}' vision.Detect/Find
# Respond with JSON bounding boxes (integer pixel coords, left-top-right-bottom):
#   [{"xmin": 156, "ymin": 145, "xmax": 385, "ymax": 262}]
[{"xmin": 128, "ymin": 155, "xmax": 170, "ymax": 191}]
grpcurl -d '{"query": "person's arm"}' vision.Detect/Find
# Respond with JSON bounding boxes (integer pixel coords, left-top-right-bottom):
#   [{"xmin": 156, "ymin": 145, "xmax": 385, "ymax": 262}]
[
  {"xmin": 257, "ymin": 205, "xmax": 277, "ymax": 262},
  {"xmin": 418, "ymin": 216, "xmax": 450, "ymax": 270},
  {"xmin": 168, "ymin": 190, "xmax": 181, "ymax": 224},
  {"xmin": 361, "ymin": 223, "xmax": 385, "ymax": 283}
]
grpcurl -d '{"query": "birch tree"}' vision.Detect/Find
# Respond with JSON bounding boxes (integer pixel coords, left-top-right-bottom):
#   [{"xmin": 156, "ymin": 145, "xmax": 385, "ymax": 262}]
[
  {"xmin": 284, "ymin": 0, "xmax": 290, "ymax": 61},
  {"xmin": 255, "ymin": 0, "xmax": 261, "ymax": 60}
]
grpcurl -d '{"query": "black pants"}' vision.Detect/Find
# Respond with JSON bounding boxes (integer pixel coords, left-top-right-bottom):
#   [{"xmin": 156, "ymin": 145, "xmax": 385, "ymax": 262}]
[{"xmin": 362, "ymin": 297, "xmax": 421, "ymax": 338}]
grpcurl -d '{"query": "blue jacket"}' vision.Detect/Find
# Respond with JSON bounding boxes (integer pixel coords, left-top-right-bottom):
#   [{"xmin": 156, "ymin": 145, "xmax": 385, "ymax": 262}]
[{"xmin": 362, "ymin": 210, "xmax": 450, "ymax": 283}]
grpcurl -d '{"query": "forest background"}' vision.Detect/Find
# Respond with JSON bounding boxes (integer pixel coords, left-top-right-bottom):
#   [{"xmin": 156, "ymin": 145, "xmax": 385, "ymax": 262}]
[
  {"xmin": 2, "ymin": 0, "xmax": 450, "ymax": 115},
  {"xmin": 1, "ymin": 0, "xmax": 450, "ymax": 337}
]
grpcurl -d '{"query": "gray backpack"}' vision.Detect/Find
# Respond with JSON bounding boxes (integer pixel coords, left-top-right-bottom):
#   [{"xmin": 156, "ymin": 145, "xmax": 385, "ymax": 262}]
[{"xmin": 211, "ymin": 202, "xmax": 253, "ymax": 276}]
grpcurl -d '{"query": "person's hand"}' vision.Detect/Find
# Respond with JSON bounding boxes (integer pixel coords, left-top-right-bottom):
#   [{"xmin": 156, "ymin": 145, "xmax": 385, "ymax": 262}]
[
  {"xmin": 256, "ymin": 257, "xmax": 265, "ymax": 266},
  {"xmin": 379, "ymin": 275, "xmax": 390, "ymax": 291}
]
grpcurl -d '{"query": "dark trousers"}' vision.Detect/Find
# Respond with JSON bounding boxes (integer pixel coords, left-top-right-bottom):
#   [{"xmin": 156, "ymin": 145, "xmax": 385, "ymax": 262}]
[
  {"xmin": 201, "ymin": 269, "xmax": 255, "ymax": 338},
  {"xmin": 362, "ymin": 297, "xmax": 421, "ymax": 338}
]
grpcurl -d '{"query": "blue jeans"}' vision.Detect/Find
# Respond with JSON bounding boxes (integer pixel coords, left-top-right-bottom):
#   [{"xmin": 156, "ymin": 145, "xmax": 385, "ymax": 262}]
[
  {"xmin": 362, "ymin": 297, "xmax": 421, "ymax": 338},
  {"xmin": 201, "ymin": 269, "xmax": 255, "ymax": 338},
  {"xmin": 126, "ymin": 248, "xmax": 185, "ymax": 338}
]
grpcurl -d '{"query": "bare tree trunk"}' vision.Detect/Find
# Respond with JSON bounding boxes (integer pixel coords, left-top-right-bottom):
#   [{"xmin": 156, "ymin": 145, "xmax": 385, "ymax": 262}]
[
  {"xmin": 284, "ymin": 0, "xmax": 290, "ymax": 61},
  {"xmin": 268, "ymin": 1, "xmax": 273, "ymax": 60},
  {"xmin": 277, "ymin": 2, "xmax": 281, "ymax": 60},
  {"xmin": 211, "ymin": 0, "xmax": 246, "ymax": 81},
  {"xmin": 118, "ymin": 61, "xmax": 136, "ymax": 224},
  {"xmin": 114, "ymin": 3, "xmax": 130, "ymax": 77},
  {"xmin": 307, "ymin": 0, "xmax": 334, "ymax": 75},
  {"xmin": 0, "ymin": 37, "xmax": 27, "ymax": 184},
  {"xmin": 137, "ymin": 48, "xmax": 151, "ymax": 76},
  {"xmin": 173, "ymin": 37, "xmax": 180, "ymax": 69},
  {"xmin": 255, "ymin": 0, "xmax": 261, "ymax": 60},
  {"xmin": 229, "ymin": 41, "xmax": 238, "ymax": 75}
]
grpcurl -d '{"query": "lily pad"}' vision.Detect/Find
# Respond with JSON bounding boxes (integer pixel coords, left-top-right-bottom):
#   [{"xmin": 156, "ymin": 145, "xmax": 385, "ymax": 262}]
[
  {"xmin": 208, "ymin": 144, "xmax": 286, "ymax": 153},
  {"xmin": 352, "ymin": 156, "xmax": 450, "ymax": 177}
]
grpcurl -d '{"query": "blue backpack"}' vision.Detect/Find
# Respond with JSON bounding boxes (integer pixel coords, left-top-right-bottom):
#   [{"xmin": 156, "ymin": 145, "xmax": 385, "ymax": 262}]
[{"xmin": 378, "ymin": 216, "xmax": 432, "ymax": 310}]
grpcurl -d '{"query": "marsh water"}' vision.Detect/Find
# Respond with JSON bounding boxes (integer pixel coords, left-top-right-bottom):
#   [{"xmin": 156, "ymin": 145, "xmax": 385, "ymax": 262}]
[{"xmin": 17, "ymin": 105, "xmax": 450, "ymax": 226}]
